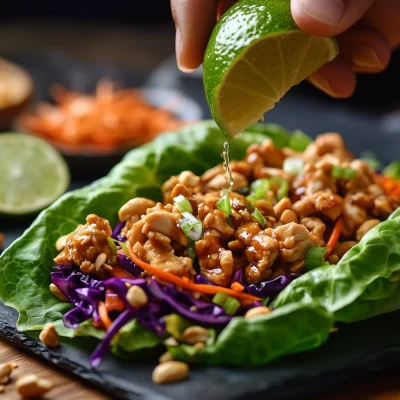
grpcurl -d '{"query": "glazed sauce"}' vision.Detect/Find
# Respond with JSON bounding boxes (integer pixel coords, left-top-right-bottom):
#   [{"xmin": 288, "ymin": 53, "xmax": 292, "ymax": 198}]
[{"xmin": 221, "ymin": 140, "xmax": 234, "ymax": 192}]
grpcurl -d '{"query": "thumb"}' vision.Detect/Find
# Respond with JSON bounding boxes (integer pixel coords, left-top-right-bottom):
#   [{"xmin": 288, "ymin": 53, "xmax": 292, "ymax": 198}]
[{"xmin": 291, "ymin": 0, "xmax": 375, "ymax": 37}]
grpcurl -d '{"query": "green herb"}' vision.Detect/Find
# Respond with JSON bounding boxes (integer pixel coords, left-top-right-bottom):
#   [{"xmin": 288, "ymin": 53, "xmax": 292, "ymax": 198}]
[
  {"xmin": 271, "ymin": 176, "xmax": 289, "ymax": 200},
  {"xmin": 359, "ymin": 150, "xmax": 381, "ymax": 171},
  {"xmin": 180, "ymin": 212, "xmax": 203, "ymax": 241},
  {"xmin": 188, "ymin": 240, "xmax": 196, "ymax": 261},
  {"xmin": 283, "ymin": 157, "xmax": 304, "ymax": 175},
  {"xmin": 288, "ymin": 129, "xmax": 313, "ymax": 152},
  {"xmin": 164, "ymin": 314, "xmax": 192, "ymax": 340},
  {"xmin": 217, "ymin": 193, "xmax": 232, "ymax": 216},
  {"xmin": 107, "ymin": 237, "xmax": 118, "ymax": 258},
  {"xmin": 252, "ymin": 207, "xmax": 266, "ymax": 227},
  {"xmin": 174, "ymin": 195, "xmax": 193, "ymax": 213},
  {"xmin": 305, "ymin": 246, "xmax": 328, "ymax": 271},
  {"xmin": 250, "ymin": 179, "xmax": 270, "ymax": 200},
  {"xmin": 116, "ymin": 240, "xmax": 130, "ymax": 258},
  {"xmin": 212, "ymin": 292, "xmax": 240, "ymax": 315},
  {"xmin": 383, "ymin": 161, "xmax": 400, "ymax": 180},
  {"xmin": 332, "ymin": 165, "xmax": 357, "ymax": 180}
]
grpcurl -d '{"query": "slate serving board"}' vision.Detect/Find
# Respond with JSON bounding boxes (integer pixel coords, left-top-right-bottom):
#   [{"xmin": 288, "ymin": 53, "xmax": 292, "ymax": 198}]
[
  {"xmin": 2, "ymin": 301, "xmax": 400, "ymax": 400},
  {"xmin": 1, "ymin": 52, "xmax": 400, "ymax": 399}
]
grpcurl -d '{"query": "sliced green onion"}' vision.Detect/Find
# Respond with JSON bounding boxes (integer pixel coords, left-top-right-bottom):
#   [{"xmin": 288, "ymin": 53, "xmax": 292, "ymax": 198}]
[
  {"xmin": 305, "ymin": 246, "xmax": 328, "ymax": 271},
  {"xmin": 188, "ymin": 240, "xmax": 196, "ymax": 261},
  {"xmin": 164, "ymin": 314, "xmax": 192, "ymax": 340},
  {"xmin": 359, "ymin": 150, "xmax": 381, "ymax": 172},
  {"xmin": 332, "ymin": 165, "xmax": 357, "ymax": 180},
  {"xmin": 288, "ymin": 130, "xmax": 313, "ymax": 152},
  {"xmin": 174, "ymin": 195, "xmax": 193, "ymax": 214},
  {"xmin": 261, "ymin": 297, "xmax": 270, "ymax": 307},
  {"xmin": 252, "ymin": 207, "xmax": 266, "ymax": 227},
  {"xmin": 116, "ymin": 240, "xmax": 130, "ymax": 257},
  {"xmin": 250, "ymin": 179, "xmax": 270, "ymax": 199},
  {"xmin": 271, "ymin": 176, "xmax": 289, "ymax": 200},
  {"xmin": 107, "ymin": 237, "xmax": 118, "ymax": 257},
  {"xmin": 283, "ymin": 157, "xmax": 304, "ymax": 175},
  {"xmin": 180, "ymin": 212, "xmax": 203, "ymax": 241},
  {"xmin": 212, "ymin": 292, "xmax": 240, "ymax": 316},
  {"xmin": 246, "ymin": 195, "xmax": 258, "ymax": 206},
  {"xmin": 383, "ymin": 161, "xmax": 400, "ymax": 180},
  {"xmin": 217, "ymin": 193, "xmax": 232, "ymax": 216}
]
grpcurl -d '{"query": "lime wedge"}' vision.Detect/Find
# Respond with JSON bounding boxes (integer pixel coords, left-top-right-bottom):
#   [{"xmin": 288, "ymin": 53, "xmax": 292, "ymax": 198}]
[
  {"xmin": 0, "ymin": 133, "xmax": 70, "ymax": 215},
  {"xmin": 203, "ymin": 0, "xmax": 338, "ymax": 138}
]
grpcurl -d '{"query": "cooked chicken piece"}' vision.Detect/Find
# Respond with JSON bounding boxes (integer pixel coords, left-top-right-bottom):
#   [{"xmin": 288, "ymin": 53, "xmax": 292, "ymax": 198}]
[
  {"xmin": 344, "ymin": 160, "xmax": 374, "ymax": 194},
  {"xmin": 301, "ymin": 217, "xmax": 326, "ymax": 246},
  {"xmin": 170, "ymin": 183, "xmax": 192, "ymax": 200},
  {"xmin": 200, "ymin": 165, "xmax": 223, "ymax": 184},
  {"xmin": 373, "ymin": 196, "xmax": 400, "ymax": 219},
  {"xmin": 341, "ymin": 193, "xmax": 372, "ymax": 239},
  {"xmin": 259, "ymin": 140, "xmax": 286, "ymax": 168},
  {"xmin": 203, "ymin": 209, "xmax": 234, "ymax": 239},
  {"xmin": 303, "ymin": 133, "xmax": 353, "ymax": 162},
  {"xmin": 254, "ymin": 166, "xmax": 292, "ymax": 183},
  {"xmin": 292, "ymin": 192, "xmax": 344, "ymax": 221},
  {"xmin": 195, "ymin": 230, "xmax": 233, "ymax": 286},
  {"xmin": 178, "ymin": 171, "xmax": 201, "ymax": 188},
  {"xmin": 234, "ymin": 222, "xmax": 262, "ymax": 246},
  {"xmin": 54, "ymin": 214, "xmax": 112, "ymax": 273},
  {"xmin": 133, "ymin": 240, "xmax": 192, "ymax": 277},
  {"xmin": 229, "ymin": 160, "xmax": 253, "ymax": 178},
  {"xmin": 272, "ymin": 223, "xmax": 314, "ymax": 263},
  {"xmin": 244, "ymin": 231, "xmax": 280, "ymax": 285}
]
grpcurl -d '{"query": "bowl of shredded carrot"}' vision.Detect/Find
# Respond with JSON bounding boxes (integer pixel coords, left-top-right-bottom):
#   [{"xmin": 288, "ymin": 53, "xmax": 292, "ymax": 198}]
[{"xmin": 17, "ymin": 79, "xmax": 202, "ymax": 155}]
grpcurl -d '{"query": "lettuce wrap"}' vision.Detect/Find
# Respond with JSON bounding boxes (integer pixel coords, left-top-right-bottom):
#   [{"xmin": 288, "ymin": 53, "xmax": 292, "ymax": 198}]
[{"xmin": 1, "ymin": 121, "xmax": 400, "ymax": 367}]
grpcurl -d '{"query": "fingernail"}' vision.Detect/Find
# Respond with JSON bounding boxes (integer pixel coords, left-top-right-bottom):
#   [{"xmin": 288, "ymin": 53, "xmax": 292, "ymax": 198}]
[
  {"xmin": 308, "ymin": 72, "xmax": 337, "ymax": 97},
  {"xmin": 298, "ymin": 0, "xmax": 344, "ymax": 25},
  {"xmin": 175, "ymin": 27, "xmax": 183, "ymax": 67},
  {"xmin": 352, "ymin": 45, "xmax": 384, "ymax": 69}
]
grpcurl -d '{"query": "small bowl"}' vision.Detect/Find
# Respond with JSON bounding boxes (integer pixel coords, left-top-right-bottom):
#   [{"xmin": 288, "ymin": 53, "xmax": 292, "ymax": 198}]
[
  {"xmin": 15, "ymin": 86, "xmax": 203, "ymax": 179},
  {"xmin": 0, "ymin": 58, "xmax": 33, "ymax": 130}
]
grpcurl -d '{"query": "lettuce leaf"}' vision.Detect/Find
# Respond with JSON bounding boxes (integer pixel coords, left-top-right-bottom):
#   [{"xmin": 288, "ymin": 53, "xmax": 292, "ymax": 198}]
[{"xmin": 0, "ymin": 120, "xmax": 399, "ymax": 367}]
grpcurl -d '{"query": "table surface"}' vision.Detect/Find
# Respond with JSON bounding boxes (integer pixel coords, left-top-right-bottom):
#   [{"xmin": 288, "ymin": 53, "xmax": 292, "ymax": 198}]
[{"xmin": 1, "ymin": 19, "xmax": 400, "ymax": 400}]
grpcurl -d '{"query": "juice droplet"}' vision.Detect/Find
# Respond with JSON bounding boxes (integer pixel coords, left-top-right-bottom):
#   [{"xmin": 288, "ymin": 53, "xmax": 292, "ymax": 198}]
[{"xmin": 221, "ymin": 140, "xmax": 234, "ymax": 192}]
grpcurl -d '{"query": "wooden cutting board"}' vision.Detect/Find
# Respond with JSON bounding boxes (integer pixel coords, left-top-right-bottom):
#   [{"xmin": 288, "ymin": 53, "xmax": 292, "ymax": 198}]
[{"xmin": 0, "ymin": 340, "xmax": 109, "ymax": 400}]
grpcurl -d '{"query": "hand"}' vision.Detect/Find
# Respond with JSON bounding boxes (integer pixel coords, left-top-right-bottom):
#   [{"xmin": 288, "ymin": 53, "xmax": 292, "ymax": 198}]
[{"xmin": 171, "ymin": 0, "xmax": 400, "ymax": 98}]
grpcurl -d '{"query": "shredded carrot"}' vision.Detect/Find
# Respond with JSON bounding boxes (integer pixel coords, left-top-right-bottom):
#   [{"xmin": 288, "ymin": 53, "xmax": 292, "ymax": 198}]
[
  {"xmin": 105, "ymin": 291, "xmax": 125, "ymax": 312},
  {"xmin": 98, "ymin": 301, "xmax": 113, "ymax": 330},
  {"xmin": 19, "ymin": 80, "xmax": 185, "ymax": 151},
  {"xmin": 231, "ymin": 282, "xmax": 245, "ymax": 292},
  {"xmin": 128, "ymin": 245, "xmax": 261, "ymax": 303},
  {"xmin": 376, "ymin": 174, "xmax": 400, "ymax": 196},
  {"xmin": 325, "ymin": 217, "xmax": 343, "ymax": 257},
  {"xmin": 109, "ymin": 265, "xmax": 135, "ymax": 279}
]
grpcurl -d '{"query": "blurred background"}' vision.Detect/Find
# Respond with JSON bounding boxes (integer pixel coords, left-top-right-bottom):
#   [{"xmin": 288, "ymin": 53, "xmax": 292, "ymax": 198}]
[{"xmin": 0, "ymin": 1, "xmax": 399, "ymax": 246}]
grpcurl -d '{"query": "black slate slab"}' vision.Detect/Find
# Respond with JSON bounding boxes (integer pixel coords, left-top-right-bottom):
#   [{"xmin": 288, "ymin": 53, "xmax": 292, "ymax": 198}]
[{"xmin": 2, "ymin": 301, "xmax": 400, "ymax": 400}]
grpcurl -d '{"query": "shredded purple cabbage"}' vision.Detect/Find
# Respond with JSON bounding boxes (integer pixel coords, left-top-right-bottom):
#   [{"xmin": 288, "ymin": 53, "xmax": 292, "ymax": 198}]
[
  {"xmin": 117, "ymin": 253, "xmax": 143, "ymax": 277},
  {"xmin": 232, "ymin": 269, "xmax": 300, "ymax": 298},
  {"xmin": 111, "ymin": 220, "xmax": 127, "ymax": 242},
  {"xmin": 194, "ymin": 274, "xmax": 216, "ymax": 285}
]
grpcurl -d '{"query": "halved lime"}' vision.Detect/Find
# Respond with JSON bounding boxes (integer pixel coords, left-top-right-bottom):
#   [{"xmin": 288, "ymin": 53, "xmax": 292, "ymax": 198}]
[
  {"xmin": 0, "ymin": 133, "xmax": 70, "ymax": 215},
  {"xmin": 203, "ymin": 0, "xmax": 338, "ymax": 138}
]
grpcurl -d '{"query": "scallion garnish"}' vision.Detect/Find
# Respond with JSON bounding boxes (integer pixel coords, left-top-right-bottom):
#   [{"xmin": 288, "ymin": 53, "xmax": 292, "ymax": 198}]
[
  {"xmin": 252, "ymin": 207, "xmax": 266, "ymax": 227},
  {"xmin": 332, "ymin": 165, "xmax": 357, "ymax": 180},
  {"xmin": 217, "ymin": 193, "xmax": 232, "ymax": 216},
  {"xmin": 305, "ymin": 246, "xmax": 328, "ymax": 271},
  {"xmin": 212, "ymin": 292, "xmax": 240, "ymax": 315},
  {"xmin": 188, "ymin": 240, "xmax": 196, "ymax": 261},
  {"xmin": 107, "ymin": 237, "xmax": 118, "ymax": 257},
  {"xmin": 250, "ymin": 179, "xmax": 270, "ymax": 199},
  {"xmin": 180, "ymin": 212, "xmax": 203, "ymax": 241},
  {"xmin": 174, "ymin": 195, "xmax": 193, "ymax": 214},
  {"xmin": 359, "ymin": 151, "xmax": 381, "ymax": 172},
  {"xmin": 271, "ymin": 176, "xmax": 289, "ymax": 200},
  {"xmin": 288, "ymin": 130, "xmax": 313, "ymax": 152},
  {"xmin": 383, "ymin": 161, "xmax": 400, "ymax": 180},
  {"xmin": 115, "ymin": 239, "xmax": 130, "ymax": 257},
  {"xmin": 283, "ymin": 157, "xmax": 304, "ymax": 175}
]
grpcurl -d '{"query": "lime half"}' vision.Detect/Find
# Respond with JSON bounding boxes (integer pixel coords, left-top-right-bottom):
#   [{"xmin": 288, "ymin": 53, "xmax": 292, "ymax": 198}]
[
  {"xmin": 0, "ymin": 133, "xmax": 70, "ymax": 215},
  {"xmin": 203, "ymin": 0, "xmax": 338, "ymax": 137}
]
